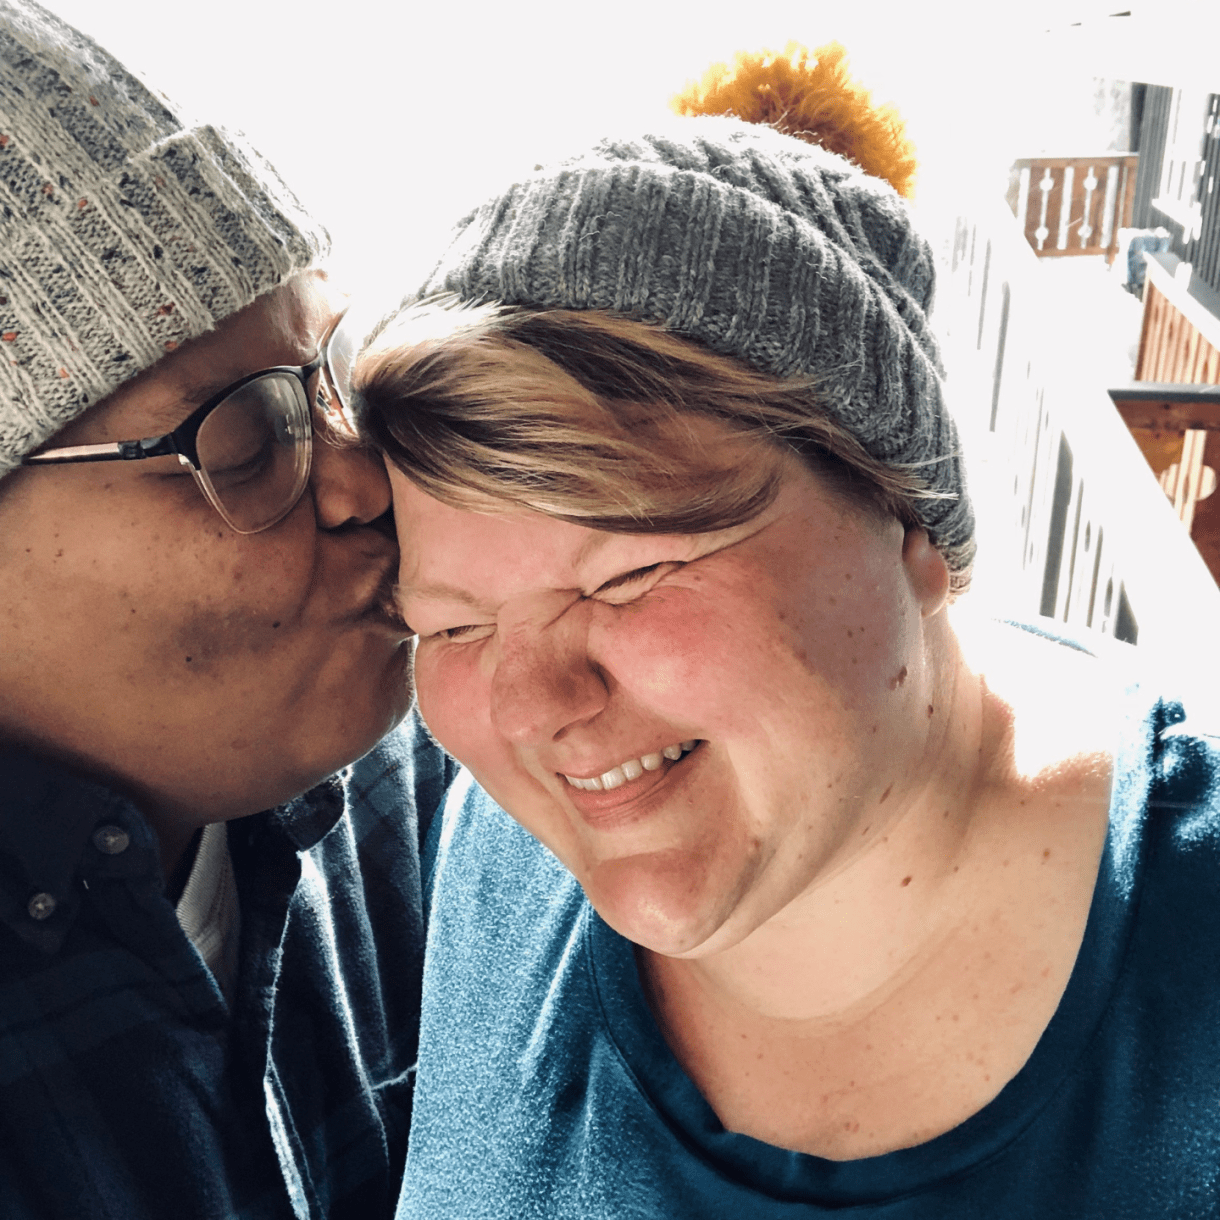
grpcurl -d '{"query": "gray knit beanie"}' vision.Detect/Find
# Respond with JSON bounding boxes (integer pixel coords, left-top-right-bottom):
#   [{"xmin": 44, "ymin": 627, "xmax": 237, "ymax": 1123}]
[
  {"xmin": 0, "ymin": 0, "xmax": 328, "ymax": 479},
  {"xmin": 383, "ymin": 115, "xmax": 973, "ymax": 574}
]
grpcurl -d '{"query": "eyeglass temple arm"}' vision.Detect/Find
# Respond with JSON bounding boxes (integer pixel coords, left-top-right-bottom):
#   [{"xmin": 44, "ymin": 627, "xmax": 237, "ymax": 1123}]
[{"xmin": 23, "ymin": 435, "xmax": 183, "ymax": 466}]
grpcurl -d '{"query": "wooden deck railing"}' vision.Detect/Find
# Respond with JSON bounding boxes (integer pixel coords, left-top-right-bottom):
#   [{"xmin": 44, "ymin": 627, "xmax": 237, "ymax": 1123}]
[
  {"xmin": 1010, "ymin": 155, "xmax": 1138, "ymax": 263},
  {"xmin": 1109, "ymin": 383, "xmax": 1220, "ymax": 537},
  {"xmin": 933, "ymin": 198, "xmax": 1220, "ymax": 654},
  {"xmin": 1136, "ymin": 254, "xmax": 1220, "ymax": 381},
  {"xmin": 1128, "ymin": 253, "xmax": 1220, "ymax": 577}
]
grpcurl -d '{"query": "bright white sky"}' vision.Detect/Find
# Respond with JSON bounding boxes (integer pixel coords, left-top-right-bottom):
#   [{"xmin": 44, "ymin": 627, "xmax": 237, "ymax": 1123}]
[{"xmin": 43, "ymin": 0, "xmax": 1220, "ymax": 294}]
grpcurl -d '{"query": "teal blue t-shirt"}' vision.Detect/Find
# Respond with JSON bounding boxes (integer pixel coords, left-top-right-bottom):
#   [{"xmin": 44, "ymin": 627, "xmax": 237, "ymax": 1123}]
[{"xmin": 398, "ymin": 672, "xmax": 1220, "ymax": 1218}]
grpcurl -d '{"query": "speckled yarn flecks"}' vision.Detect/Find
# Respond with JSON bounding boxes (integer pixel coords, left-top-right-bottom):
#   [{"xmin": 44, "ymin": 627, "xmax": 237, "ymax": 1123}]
[{"xmin": 0, "ymin": 0, "xmax": 328, "ymax": 478}]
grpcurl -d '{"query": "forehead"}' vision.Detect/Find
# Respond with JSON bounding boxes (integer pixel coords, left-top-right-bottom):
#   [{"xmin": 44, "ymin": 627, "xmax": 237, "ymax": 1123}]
[
  {"xmin": 391, "ymin": 463, "xmax": 804, "ymax": 611},
  {"xmin": 393, "ymin": 472, "xmax": 654, "ymax": 583},
  {"xmin": 56, "ymin": 272, "xmax": 340, "ymax": 442}
]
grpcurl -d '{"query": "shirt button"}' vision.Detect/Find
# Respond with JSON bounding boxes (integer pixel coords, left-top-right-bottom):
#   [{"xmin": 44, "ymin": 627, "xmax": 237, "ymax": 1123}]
[
  {"xmin": 27, "ymin": 892, "xmax": 57, "ymax": 921},
  {"xmin": 92, "ymin": 825, "xmax": 131, "ymax": 855}
]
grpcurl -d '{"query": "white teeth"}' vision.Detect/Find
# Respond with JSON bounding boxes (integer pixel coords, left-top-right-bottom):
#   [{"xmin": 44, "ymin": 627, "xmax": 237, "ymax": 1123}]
[
  {"xmin": 567, "ymin": 775, "xmax": 603, "ymax": 791},
  {"xmin": 563, "ymin": 740, "xmax": 699, "ymax": 790},
  {"xmin": 599, "ymin": 766, "xmax": 627, "ymax": 790}
]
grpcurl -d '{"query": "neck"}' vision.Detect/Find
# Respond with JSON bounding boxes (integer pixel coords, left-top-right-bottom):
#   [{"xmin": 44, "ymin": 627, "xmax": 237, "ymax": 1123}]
[
  {"xmin": 155, "ymin": 817, "xmax": 209, "ymax": 895},
  {"xmin": 634, "ymin": 615, "xmax": 1119, "ymax": 1159}
]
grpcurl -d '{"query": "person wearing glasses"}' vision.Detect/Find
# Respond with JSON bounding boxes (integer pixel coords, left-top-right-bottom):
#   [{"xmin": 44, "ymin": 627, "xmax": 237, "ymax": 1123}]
[
  {"xmin": 356, "ymin": 116, "xmax": 1220, "ymax": 1217},
  {"xmin": 0, "ymin": 3, "xmax": 452, "ymax": 1218}
]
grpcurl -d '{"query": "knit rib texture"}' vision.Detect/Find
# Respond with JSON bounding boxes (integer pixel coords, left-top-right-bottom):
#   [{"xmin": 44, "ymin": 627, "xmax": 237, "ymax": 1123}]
[
  {"xmin": 405, "ymin": 116, "xmax": 974, "ymax": 572},
  {"xmin": 0, "ymin": 0, "xmax": 328, "ymax": 477}
]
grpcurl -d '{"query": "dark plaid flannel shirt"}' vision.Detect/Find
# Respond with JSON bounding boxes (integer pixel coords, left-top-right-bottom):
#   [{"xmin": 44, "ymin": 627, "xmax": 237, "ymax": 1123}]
[{"xmin": 0, "ymin": 713, "xmax": 458, "ymax": 1220}]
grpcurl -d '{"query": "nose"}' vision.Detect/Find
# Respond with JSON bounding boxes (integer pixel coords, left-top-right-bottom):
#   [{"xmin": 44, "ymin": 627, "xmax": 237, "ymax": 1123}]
[
  {"xmin": 490, "ymin": 613, "xmax": 609, "ymax": 747},
  {"xmin": 309, "ymin": 435, "xmax": 392, "ymax": 529}
]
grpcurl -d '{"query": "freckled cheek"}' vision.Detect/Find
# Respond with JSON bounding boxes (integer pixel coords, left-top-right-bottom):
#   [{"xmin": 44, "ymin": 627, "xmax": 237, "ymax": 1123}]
[
  {"xmin": 417, "ymin": 649, "xmax": 480, "ymax": 742},
  {"xmin": 415, "ymin": 648, "xmax": 519, "ymax": 784},
  {"xmin": 785, "ymin": 576, "xmax": 914, "ymax": 686},
  {"xmin": 417, "ymin": 647, "xmax": 572, "ymax": 850},
  {"xmin": 592, "ymin": 596, "xmax": 758, "ymax": 723}
]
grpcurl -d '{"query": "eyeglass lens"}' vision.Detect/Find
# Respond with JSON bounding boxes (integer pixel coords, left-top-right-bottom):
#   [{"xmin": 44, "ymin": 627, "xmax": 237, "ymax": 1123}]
[
  {"xmin": 324, "ymin": 315, "xmax": 358, "ymax": 419},
  {"xmin": 193, "ymin": 374, "xmax": 313, "ymax": 533}
]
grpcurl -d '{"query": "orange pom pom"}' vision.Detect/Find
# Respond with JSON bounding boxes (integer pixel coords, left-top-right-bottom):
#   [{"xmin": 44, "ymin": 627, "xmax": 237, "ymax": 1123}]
[{"xmin": 671, "ymin": 41, "xmax": 917, "ymax": 199}]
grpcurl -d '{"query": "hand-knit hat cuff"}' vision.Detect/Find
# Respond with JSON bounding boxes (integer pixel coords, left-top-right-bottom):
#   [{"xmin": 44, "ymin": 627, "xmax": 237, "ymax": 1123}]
[
  {"xmin": 413, "ymin": 120, "xmax": 973, "ymax": 571},
  {"xmin": 0, "ymin": 125, "xmax": 327, "ymax": 476},
  {"xmin": 0, "ymin": 0, "xmax": 328, "ymax": 478}
]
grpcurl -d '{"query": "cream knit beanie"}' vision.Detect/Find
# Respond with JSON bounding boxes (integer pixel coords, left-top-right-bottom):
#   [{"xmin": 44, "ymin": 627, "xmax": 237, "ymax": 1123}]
[{"xmin": 0, "ymin": 0, "xmax": 328, "ymax": 478}]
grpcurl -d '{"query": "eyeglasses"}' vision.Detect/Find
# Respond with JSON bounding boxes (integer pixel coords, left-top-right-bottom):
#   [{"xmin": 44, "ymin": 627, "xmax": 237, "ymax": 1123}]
[{"xmin": 22, "ymin": 309, "xmax": 359, "ymax": 535}]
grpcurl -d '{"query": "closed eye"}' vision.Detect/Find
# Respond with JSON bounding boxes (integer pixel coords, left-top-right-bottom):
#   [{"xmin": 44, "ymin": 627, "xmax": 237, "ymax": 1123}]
[
  {"xmin": 592, "ymin": 562, "xmax": 682, "ymax": 605},
  {"xmin": 595, "ymin": 564, "xmax": 663, "ymax": 593},
  {"xmin": 437, "ymin": 623, "xmax": 491, "ymax": 641}
]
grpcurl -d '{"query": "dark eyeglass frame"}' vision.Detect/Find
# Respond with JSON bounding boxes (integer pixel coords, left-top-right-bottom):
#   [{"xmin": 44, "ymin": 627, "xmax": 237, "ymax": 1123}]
[{"xmin": 22, "ymin": 309, "xmax": 354, "ymax": 535}]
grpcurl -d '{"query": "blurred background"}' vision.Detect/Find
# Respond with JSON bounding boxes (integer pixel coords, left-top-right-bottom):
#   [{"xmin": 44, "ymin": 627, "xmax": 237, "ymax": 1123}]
[
  {"xmin": 41, "ymin": 0, "xmax": 1220, "ymax": 660},
  {"xmin": 42, "ymin": 0, "xmax": 1217, "ymax": 288}
]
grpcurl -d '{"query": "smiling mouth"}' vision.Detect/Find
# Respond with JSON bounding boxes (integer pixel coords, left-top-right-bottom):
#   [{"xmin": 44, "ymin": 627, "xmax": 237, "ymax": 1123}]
[{"xmin": 562, "ymin": 740, "xmax": 700, "ymax": 792}]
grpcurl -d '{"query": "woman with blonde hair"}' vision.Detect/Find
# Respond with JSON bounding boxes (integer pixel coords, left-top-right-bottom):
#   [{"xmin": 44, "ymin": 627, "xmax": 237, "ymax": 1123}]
[{"xmin": 353, "ymin": 114, "xmax": 1220, "ymax": 1218}]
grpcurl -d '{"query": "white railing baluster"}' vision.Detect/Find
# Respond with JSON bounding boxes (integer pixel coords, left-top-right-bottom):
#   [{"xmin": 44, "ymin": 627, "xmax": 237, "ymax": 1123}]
[
  {"xmin": 1036, "ymin": 168, "xmax": 1054, "ymax": 251},
  {"xmin": 1079, "ymin": 166, "xmax": 1098, "ymax": 248},
  {"xmin": 931, "ymin": 198, "xmax": 1220, "ymax": 655},
  {"xmin": 1099, "ymin": 164, "xmax": 1119, "ymax": 251},
  {"xmin": 1057, "ymin": 165, "xmax": 1075, "ymax": 250}
]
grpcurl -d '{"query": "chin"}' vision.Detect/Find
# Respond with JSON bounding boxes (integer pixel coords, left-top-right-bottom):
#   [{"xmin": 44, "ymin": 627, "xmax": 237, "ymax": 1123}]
[
  {"xmin": 361, "ymin": 639, "xmax": 416, "ymax": 740},
  {"xmin": 583, "ymin": 849, "xmax": 744, "ymax": 957},
  {"xmin": 289, "ymin": 641, "xmax": 415, "ymax": 785}
]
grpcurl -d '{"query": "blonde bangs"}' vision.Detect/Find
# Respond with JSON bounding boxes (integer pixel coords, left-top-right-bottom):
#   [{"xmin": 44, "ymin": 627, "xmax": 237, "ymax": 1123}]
[
  {"xmin": 358, "ymin": 305, "xmax": 784, "ymax": 533},
  {"xmin": 356, "ymin": 299, "xmax": 967, "ymax": 592}
]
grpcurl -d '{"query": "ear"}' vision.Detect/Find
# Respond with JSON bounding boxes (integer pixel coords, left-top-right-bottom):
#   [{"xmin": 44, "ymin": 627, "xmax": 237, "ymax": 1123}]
[{"xmin": 901, "ymin": 527, "xmax": 950, "ymax": 618}]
